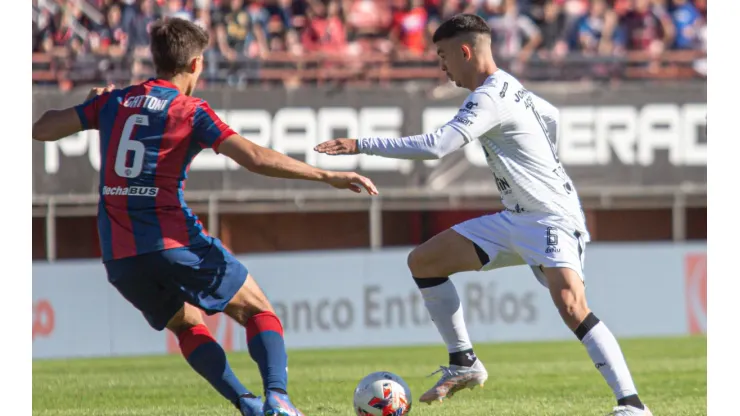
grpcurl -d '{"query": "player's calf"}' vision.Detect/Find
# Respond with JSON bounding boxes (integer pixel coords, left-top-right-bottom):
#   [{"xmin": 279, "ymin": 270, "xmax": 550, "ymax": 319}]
[
  {"xmin": 408, "ymin": 230, "xmax": 485, "ymax": 368},
  {"xmin": 166, "ymin": 304, "xmax": 262, "ymax": 415},
  {"xmin": 542, "ymin": 267, "xmax": 647, "ymax": 412},
  {"xmin": 407, "ymin": 230, "xmax": 491, "ymax": 404},
  {"xmin": 224, "ymin": 275, "xmax": 293, "ymax": 401}
]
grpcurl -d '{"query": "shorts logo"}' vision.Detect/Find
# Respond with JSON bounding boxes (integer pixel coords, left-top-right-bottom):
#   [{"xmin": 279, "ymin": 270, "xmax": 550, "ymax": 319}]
[
  {"xmin": 684, "ymin": 253, "xmax": 706, "ymax": 334},
  {"xmin": 102, "ymin": 186, "xmax": 159, "ymax": 197},
  {"xmin": 545, "ymin": 227, "xmax": 560, "ymax": 253}
]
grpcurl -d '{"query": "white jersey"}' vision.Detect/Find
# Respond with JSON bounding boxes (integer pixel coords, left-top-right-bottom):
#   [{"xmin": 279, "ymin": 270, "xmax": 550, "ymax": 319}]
[
  {"xmin": 357, "ymin": 70, "xmax": 588, "ymax": 237},
  {"xmin": 455, "ymin": 71, "xmax": 587, "ymax": 232}
]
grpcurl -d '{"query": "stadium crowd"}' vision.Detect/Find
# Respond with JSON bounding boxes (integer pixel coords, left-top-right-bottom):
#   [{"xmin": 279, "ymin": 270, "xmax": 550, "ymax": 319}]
[{"xmin": 32, "ymin": 0, "xmax": 707, "ymax": 87}]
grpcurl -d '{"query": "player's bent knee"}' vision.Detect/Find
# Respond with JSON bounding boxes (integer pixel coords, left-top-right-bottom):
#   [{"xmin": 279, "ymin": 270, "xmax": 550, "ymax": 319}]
[
  {"xmin": 166, "ymin": 304, "xmax": 206, "ymax": 335},
  {"xmin": 408, "ymin": 229, "xmax": 484, "ymax": 278},
  {"xmin": 407, "ymin": 245, "xmax": 448, "ymax": 277},
  {"xmin": 224, "ymin": 274, "xmax": 275, "ymax": 326},
  {"xmin": 406, "ymin": 248, "xmax": 429, "ymax": 276}
]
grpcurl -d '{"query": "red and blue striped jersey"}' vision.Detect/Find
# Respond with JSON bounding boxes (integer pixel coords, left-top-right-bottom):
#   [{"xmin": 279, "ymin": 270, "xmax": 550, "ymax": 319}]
[{"xmin": 74, "ymin": 78, "xmax": 236, "ymax": 262}]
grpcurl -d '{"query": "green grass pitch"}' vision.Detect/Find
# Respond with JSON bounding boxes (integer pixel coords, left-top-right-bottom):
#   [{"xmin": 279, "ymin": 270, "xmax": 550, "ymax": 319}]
[{"xmin": 33, "ymin": 336, "xmax": 706, "ymax": 416}]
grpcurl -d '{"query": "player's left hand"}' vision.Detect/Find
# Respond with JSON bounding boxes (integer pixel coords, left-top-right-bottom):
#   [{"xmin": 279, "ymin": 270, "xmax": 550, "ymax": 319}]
[
  {"xmin": 85, "ymin": 84, "xmax": 116, "ymax": 102},
  {"xmin": 323, "ymin": 171, "xmax": 379, "ymax": 195},
  {"xmin": 314, "ymin": 138, "xmax": 359, "ymax": 155}
]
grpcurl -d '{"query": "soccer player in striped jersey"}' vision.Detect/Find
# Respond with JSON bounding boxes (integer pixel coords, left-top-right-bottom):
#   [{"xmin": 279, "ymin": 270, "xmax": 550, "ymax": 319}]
[
  {"xmin": 315, "ymin": 14, "xmax": 650, "ymax": 416},
  {"xmin": 32, "ymin": 17, "xmax": 377, "ymax": 416}
]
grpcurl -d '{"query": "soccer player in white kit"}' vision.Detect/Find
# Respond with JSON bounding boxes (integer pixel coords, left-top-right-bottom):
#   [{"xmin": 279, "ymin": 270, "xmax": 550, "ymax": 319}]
[{"xmin": 315, "ymin": 14, "xmax": 651, "ymax": 416}]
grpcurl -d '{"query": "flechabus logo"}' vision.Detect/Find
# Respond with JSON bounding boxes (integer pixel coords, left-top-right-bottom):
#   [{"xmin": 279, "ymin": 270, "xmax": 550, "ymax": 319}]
[
  {"xmin": 684, "ymin": 253, "xmax": 707, "ymax": 335},
  {"xmin": 166, "ymin": 312, "xmax": 235, "ymax": 353},
  {"xmin": 102, "ymin": 186, "xmax": 159, "ymax": 197}
]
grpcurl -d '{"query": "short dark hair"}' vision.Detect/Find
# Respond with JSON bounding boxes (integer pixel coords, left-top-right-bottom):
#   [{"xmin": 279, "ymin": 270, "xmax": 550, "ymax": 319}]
[
  {"xmin": 432, "ymin": 14, "xmax": 491, "ymax": 43},
  {"xmin": 149, "ymin": 18, "xmax": 209, "ymax": 75}
]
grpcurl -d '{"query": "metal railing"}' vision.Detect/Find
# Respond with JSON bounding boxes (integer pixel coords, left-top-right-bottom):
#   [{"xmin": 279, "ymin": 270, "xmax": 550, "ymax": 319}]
[
  {"xmin": 32, "ymin": 49, "xmax": 707, "ymax": 86},
  {"xmin": 33, "ymin": 183, "xmax": 707, "ymax": 262}
]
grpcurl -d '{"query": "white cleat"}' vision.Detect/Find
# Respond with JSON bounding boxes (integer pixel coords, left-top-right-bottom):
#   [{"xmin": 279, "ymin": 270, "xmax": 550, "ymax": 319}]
[
  {"xmin": 418, "ymin": 360, "xmax": 489, "ymax": 405},
  {"xmin": 609, "ymin": 405, "xmax": 653, "ymax": 416}
]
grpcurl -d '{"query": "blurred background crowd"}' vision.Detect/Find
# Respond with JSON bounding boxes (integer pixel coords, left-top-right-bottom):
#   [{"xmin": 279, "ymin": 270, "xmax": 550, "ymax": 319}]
[{"xmin": 32, "ymin": 0, "xmax": 707, "ymax": 89}]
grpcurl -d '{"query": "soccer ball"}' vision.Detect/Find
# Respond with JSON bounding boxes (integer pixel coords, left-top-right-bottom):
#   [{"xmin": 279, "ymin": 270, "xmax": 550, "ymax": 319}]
[{"xmin": 353, "ymin": 371, "xmax": 412, "ymax": 416}]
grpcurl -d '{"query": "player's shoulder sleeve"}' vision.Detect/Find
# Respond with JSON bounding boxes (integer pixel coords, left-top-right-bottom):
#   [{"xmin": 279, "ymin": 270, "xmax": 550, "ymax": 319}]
[
  {"xmin": 191, "ymin": 99, "xmax": 237, "ymax": 153},
  {"xmin": 445, "ymin": 87, "xmax": 500, "ymax": 143},
  {"xmin": 73, "ymin": 91, "xmax": 114, "ymax": 130}
]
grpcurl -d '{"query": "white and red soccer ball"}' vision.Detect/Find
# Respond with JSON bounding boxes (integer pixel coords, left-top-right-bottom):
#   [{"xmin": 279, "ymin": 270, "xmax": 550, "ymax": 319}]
[{"xmin": 353, "ymin": 371, "xmax": 412, "ymax": 416}]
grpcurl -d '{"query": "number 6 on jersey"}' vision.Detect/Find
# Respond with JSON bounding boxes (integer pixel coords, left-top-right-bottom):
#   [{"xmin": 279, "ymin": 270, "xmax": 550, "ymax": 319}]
[{"xmin": 115, "ymin": 114, "xmax": 149, "ymax": 178}]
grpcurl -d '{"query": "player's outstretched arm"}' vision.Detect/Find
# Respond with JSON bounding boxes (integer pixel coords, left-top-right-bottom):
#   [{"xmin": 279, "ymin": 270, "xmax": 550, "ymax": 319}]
[
  {"xmin": 32, "ymin": 108, "xmax": 84, "ymax": 142},
  {"xmin": 218, "ymin": 135, "xmax": 379, "ymax": 195},
  {"xmin": 315, "ymin": 91, "xmax": 500, "ymax": 160},
  {"xmin": 32, "ymin": 85, "xmax": 115, "ymax": 142}
]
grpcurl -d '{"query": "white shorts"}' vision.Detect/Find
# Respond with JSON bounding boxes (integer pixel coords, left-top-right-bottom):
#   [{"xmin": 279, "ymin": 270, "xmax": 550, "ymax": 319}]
[{"xmin": 451, "ymin": 210, "xmax": 589, "ymax": 288}]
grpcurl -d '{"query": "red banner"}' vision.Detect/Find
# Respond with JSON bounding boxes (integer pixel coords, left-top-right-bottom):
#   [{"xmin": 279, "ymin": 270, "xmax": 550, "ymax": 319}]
[
  {"xmin": 32, "ymin": 300, "xmax": 55, "ymax": 341},
  {"xmin": 684, "ymin": 253, "xmax": 707, "ymax": 334}
]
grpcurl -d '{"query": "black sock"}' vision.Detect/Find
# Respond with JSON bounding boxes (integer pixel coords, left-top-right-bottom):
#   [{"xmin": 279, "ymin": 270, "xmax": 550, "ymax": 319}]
[
  {"xmin": 449, "ymin": 348, "xmax": 478, "ymax": 367},
  {"xmin": 617, "ymin": 394, "xmax": 644, "ymax": 410},
  {"xmin": 412, "ymin": 277, "xmax": 449, "ymax": 289},
  {"xmin": 574, "ymin": 312, "xmax": 600, "ymax": 341}
]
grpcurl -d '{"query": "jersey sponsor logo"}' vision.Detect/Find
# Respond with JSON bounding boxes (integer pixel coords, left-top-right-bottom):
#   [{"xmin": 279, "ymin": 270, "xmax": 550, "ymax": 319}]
[
  {"xmin": 454, "ymin": 115, "xmax": 473, "ymax": 126},
  {"xmin": 493, "ymin": 172, "xmax": 511, "ymax": 194},
  {"xmin": 123, "ymin": 95, "xmax": 168, "ymax": 112},
  {"xmin": 465, "ymin": 101, "xmax": 478, "ymax": 110},
  {"xmin": 101, "ymin": 185, "xmax": 159, "ymax": 197},
  {"xmin": 499, "ymin": 82, "xmax": 509, "ymax": 98}
]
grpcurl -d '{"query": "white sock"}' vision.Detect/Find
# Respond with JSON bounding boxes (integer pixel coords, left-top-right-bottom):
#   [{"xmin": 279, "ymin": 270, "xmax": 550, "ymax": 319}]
[
  {"xmin": 419, "ymin": 279, "xmax": 473, "ymax": 353},
  {"xmin": 581, "ymin": 321, "xmax": 639, "ymax": 400}
]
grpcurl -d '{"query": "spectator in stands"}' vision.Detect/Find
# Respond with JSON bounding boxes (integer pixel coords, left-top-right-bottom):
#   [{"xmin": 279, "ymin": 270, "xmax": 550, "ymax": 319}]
[
  {"xmin": 41, "ymin": 1, "xmax": 89, "ymax": 59},
  {"xmin": 90, "ymin": 3, "xmax": 129, "ymax": 59},
  {"xmin": 126, "ymin": 0, "xmax": 160, "ymax": 54},
  {"xmin": 344, "ymin": 0, "xmax": 392, "ymax": 54},
  {"xmin": 193, "ymin": 5, "xmax": 212, "ymax": 30},
  {"xmin": 264, "ymin": 0, "xmax": 293, "ymax": 33},
  {"xmin": 573, "ymin": 0, "xmax": 624, "ymax": 56},
  {"xmin": 246, "ymin": 0, "xmax": 272, "ymax": 32},
  {"xmin": 537, "ymin": 0, "xmax": 570, "ymax": 60},
  {"xmin": 390, "ymin": 0, "xmax": 429, "ymax": 57},
  {"xmin": 692, "ymin": 0, "xmax": 706, "ymax": 76},
  {"xmin": 30, "ymin": 0, "xmax": 708, "ymax": 87},
  {"xmin": 483, "ymin": 0, "xmax": 542, "ymax": 72},
  {"xmin": 264, "ymin": 14, "xmax": 292, "ymax": 52},
  {"xmin": 162, "ymin": 0, "xmax": 194, "ymax": 21},
  {"xmin": 215, "ymin": 0, "xmax": 268, "ymax": 61},
  {"xmin": 261, "ymin": 0, "xmax": 301, "ymax": 56},
  {"xmin": 620, "ymin": 0, "xmax": 674, "ymax": 53},
  {"xmin": 670, "ymin": 0, "xmax": 702, "ymax": 50},
  {"xmin": 301, "ymin": 0, "xmax": 347, "ymax": 54}
]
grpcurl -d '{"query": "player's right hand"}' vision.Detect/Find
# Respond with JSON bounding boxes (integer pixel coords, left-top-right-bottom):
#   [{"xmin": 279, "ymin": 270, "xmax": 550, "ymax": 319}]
[
  {"xmin": 323, "ymin": 171, "xmax": 379, "ymax": 195},
  {"xmin": 85, "ymin": 84, "xmax": 116, "ymax": 102}
]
